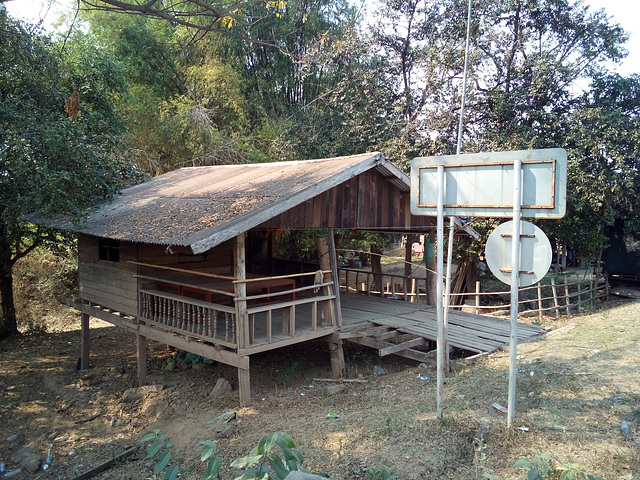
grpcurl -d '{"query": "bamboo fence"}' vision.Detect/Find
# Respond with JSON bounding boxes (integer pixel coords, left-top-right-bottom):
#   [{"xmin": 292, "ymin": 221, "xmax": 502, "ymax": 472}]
[{"xmin": 451, "ymin": 274, "xmax": 610, "ymax": 320}]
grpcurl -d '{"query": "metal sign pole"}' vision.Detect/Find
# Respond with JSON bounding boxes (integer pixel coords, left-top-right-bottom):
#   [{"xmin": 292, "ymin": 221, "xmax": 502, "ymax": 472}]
[
  {"xmin": 507, "ymin": 158, "xmax": 522, "ymax": 428},
  {"xmin": 443, "ymin": 216, "xmax": 454, "ymax": 372},
  {"xmin": 436, "ymin": 165, "xmax": 445, "ymax": 419}
]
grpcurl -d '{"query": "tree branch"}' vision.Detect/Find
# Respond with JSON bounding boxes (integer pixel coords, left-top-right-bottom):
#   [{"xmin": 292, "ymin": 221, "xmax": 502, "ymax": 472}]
[{"xmin": 79, "ymin": 0, "xmax": 298, "ymax": 58}]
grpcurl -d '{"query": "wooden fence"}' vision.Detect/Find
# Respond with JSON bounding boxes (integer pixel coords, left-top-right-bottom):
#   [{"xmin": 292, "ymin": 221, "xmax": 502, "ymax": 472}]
[
  {"xmin": 339, "ymin": 267, "xmax": 610, "ymax": 319},
  {"xmin": 450, "ymin": 274, "xmax": 610, "ymax": 320}
]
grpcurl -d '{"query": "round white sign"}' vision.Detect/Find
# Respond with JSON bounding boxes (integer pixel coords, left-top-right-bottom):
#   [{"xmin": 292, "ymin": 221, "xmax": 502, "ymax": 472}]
[{"xmin": 485, "ymin": 220, "xmax": 552, "ymax": 287}]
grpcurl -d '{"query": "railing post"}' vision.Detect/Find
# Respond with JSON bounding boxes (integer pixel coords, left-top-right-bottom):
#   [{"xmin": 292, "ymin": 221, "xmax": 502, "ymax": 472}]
[
  {"xmin": 475, "ymin": 281, "xmax": 480, "ymax": 315},
  {"xmin": 551, "ymin": 277, "xmax": 559, "ymax": 319},
  {"xmin": 537, "ymin": 283, "xmax": 543, "ymax": 323}
]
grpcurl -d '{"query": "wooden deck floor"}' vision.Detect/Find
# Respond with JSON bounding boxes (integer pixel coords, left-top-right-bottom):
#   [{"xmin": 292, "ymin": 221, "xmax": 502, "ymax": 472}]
[{"xmin": 340, "ymin": 294, "xmax": 546, "ymax": 354}]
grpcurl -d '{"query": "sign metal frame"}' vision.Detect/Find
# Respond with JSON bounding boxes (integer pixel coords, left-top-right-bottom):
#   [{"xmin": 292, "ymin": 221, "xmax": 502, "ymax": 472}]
[
  {"xmin": 411, "ymin": 148, "xmax": 567, "ymax": 219},
  {"xmin": 410, "ymin": 148, "xmax": 567, "ymax": 427}
]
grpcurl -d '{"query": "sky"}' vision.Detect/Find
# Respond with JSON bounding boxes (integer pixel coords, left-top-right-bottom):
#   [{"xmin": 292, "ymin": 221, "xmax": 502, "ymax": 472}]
[
  {"xmin": 4, "ymin": 0, "xmax": 639, "ymax": 76},
  {"xmin": 579, "ymin": 0, "xmax": 639, "ymax": 76}
]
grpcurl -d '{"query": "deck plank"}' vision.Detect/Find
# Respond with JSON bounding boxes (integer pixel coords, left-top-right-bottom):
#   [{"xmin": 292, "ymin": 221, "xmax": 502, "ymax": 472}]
[{"xmin": 339, "ymin": 294, "xmax": 546, "ymax": 354}]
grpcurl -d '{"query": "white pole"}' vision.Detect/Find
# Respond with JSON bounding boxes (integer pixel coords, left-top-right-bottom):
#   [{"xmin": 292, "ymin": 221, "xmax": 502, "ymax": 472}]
[
  {"xmin": 436, "ymin": 164, "xmax": 445, "ymax": 419},
  {"xmin": 446, "ymin": 0, "xmax": 473, "ymax": 375},
  {"xmin": 444, "ymin": 216, "xmax": 454, "ymax": 371},
  {"xmin": 456, "ymin": 0, "xmax": 473, "ymax": 153},
  {"xmin": 507, "ymin": 159, "xmax": 522, "ymax": 428}
]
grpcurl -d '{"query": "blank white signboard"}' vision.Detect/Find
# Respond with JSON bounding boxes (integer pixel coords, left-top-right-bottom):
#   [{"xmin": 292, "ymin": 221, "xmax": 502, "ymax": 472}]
[{"xmin": 411, "ymin": 148, "xmax": 567, "ymax": 218}]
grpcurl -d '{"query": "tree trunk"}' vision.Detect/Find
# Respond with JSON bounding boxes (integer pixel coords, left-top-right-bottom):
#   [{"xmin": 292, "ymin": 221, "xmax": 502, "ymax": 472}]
[{"xmin": 0, "ymin": 231, "xmax": 18, "ymax": 340}]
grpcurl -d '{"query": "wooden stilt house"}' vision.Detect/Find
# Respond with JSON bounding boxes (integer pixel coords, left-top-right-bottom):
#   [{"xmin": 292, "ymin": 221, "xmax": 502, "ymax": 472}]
[{"xmin": 41, "ymin": 153, "xmax": 432, "ymax": 405}]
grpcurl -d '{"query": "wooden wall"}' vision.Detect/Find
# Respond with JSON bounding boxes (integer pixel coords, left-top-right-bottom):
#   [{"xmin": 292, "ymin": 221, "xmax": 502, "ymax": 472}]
[
  {"xmin": 258, "ymin": 170, "xmax": 431, "ymax": 230},
  {"xmin": 78, "ymin": 235, "xmax": 235, "ymax": 316},
  {"xmin": 136, "ymin": 241, "xmax": 233, "ymax": 274},
  {"xmin": 78, "ymin": 234, "xmax": 138, "ymax": 316}
]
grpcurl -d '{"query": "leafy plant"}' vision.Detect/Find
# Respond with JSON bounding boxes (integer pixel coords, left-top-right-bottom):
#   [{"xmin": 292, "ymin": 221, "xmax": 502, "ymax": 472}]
[
  {"xmin": 513, "ymin": 452, "xmax": 604, "ymax": 480},
  {"xmin": 199, "ymin": 440, "xmax": 223, "ymax": 479},
  {"xmin": 473, "ymin": 437, "xmax": 500, "ymax": 480},
  {"xmin": 140, "ymin": 430, "xmax": 330, "ymax": 480},
  {"xmin": 140, "ymin": 430, "xmax": 223, "ymax": 480},
  {"xmin": 140, "ymin": 429, "xmax": 181, "ymax": 480},
  {"xmin": 230, "ymin": 432, "xmax": 319, "ymax": 480},
  {"xmin": 367, "ymin": 466, "xmax": 399, "ymax": 480}
]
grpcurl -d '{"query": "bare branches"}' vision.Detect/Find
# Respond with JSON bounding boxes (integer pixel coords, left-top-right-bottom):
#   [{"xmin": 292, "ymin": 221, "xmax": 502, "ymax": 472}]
[{"xmin": 79, "ymin": 0, "xmax": 297, "ymax": 57}]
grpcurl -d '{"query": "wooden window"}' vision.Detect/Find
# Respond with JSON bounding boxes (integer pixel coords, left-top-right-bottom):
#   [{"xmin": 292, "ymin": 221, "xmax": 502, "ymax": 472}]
[{"xmin": 98, "ymin": 238, "xmax": 120, "ymax": 262}]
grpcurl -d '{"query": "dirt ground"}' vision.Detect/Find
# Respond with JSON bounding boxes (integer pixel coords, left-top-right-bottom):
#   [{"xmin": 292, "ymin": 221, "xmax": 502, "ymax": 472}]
[{"xmin": 1, "ymin": 293, "xmax": 639, "ymax": 479}]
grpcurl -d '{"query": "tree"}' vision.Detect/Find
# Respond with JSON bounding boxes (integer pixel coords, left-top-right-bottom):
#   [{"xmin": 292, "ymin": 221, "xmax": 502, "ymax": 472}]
[
  {"xmin": 0, "ymin": 8, "xmax": 141, "ymax": 339},
  {"xmin": 552, "ymin": 73, "xmax": 640, "ymax": 264},
  {"xmin": 78, "ymin": 0, "xmax": 293, "ymax": 53},
  {"xmin": 459, "ymin": 0, "xmax": 628, "ymax": 151}
]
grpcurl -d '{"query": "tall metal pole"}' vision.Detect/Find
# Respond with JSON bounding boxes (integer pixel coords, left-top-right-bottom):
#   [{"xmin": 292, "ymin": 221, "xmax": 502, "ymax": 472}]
[
  {"xmin": 507, "ymin": 159, "xmax": 522, "ymax": 428},
  {"xmin": 445, "ymin": 0, "xmax": 474, "ymax": 375},
  {"xmin": 456, "ymin": 0, "xmax": 473, "ymax": 153},
  {"xmin": 436, "ymin": 164, "xmax": 445, "ymax": 419}
]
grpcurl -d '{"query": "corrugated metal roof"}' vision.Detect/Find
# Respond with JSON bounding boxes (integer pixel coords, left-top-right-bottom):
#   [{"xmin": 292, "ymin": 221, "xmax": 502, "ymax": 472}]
[{"xmin": 42, "ymin": 152, "xmax": 411, "ymax": 253}]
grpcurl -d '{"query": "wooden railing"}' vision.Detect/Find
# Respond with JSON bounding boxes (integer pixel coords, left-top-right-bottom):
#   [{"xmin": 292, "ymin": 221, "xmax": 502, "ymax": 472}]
[
  {"xmin": 339, "ymin": 268, "xmax": 429, "ymax": 303},
  {"xmin": 139, "ymin": 289, "xmax": 237, "ymax": 347},
  {"xmin": 339, "ymin": 267, "xmax": 610, "ymax": 319},
  {"xmin": 452, "ymin": 275, "xmax": 610, "ymax": 320},
  {"xmin": 138, "ymin": 270, "xmax": 338, "ymax": 351},
  {"xmin": 238, "ymin": 277, "xmax": 337, "ymax": 348}
]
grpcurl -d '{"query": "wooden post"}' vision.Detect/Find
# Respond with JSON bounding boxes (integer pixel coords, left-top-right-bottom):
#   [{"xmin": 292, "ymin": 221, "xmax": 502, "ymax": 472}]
[
  {"xmin": 475, "ymin": 281, "xmax": 480, "ymax": 315},
  {"xmin": 589, "ymin": 276, "xmax": 595, "ymax": 308},
  {"xmin": 411, "ymin": 278, "xmax": 416, "ymax": 303},
  {"xmin": 551, "ymin": 277, "xmax": 559, "ymax": 319},
  {"xmin": 606, "ymin": 275, "xmax": 610, "ymax": 302},
  {"xmin": 537, "ymin": 283, "xmax": 543, "ymax": 323},
  {"xmin": 316, "ymin": 236, "xmax": 336, "ymax": 325},
  {"xmin": 81, "ymin": 312, "xmax": 90, "ymax": 370},
  {"xmin": 234, "ymin": 233, "xmax": 251, "ymax": 406},
  {"xmin": 319, "ymin": 234, "xmax": 346, "ymax": 380},
  {"xmin": 137, "ymin": 333, "xmax": 147, "ymax": 386},
  {"xmin": 327, "ymin": 334, "xmax": 345, "ymax": 379},
  {"xmin": 564, "ymin": 276, "xmax": 570, "ymax": 315},
  {"xmin": 327, "ymin": 229, "xmax": 343, "ymax": 327},
  {"xmin": 238, "ymin": 362, "xmax": 251, "ymax": 407}
]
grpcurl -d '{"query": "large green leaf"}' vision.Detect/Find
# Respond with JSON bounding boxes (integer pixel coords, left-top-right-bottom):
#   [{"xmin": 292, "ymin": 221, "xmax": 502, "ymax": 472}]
[
  {"xmin": 202, "ymin": 456, "xmax": 222, "ymax": 480},
  {"xmin": 146, "ymin": 441, "xmax": 164, "ymax": 459},
  {"xmin": 200, "ymin": 440, "xmax": 218, "ymax": 462},
  {"xmin": 231, "ymin": 454, "xmax": 262, "ymax": 469},
  {"xmin": 267, "ymin": 453, "xmax": 289, "ymax": 479},
  {"xmin": 154, "ymin": 451, "xmax": 172, "ymax": 475},
  {"xmin": 163, "ymin": 465, "xmax": 180, "ymax": 480}
]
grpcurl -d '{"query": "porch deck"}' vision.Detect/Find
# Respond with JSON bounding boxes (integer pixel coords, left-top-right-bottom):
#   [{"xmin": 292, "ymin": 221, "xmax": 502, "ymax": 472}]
[{"xmin": 339, "ymin": 293, "xmax": 546, "ymax": 354}]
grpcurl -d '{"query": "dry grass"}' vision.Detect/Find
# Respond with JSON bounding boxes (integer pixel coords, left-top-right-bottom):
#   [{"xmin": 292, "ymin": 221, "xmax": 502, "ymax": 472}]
[{"xmin": 13, "ymin": 249, "xmax": 78, "ymax": 333}]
